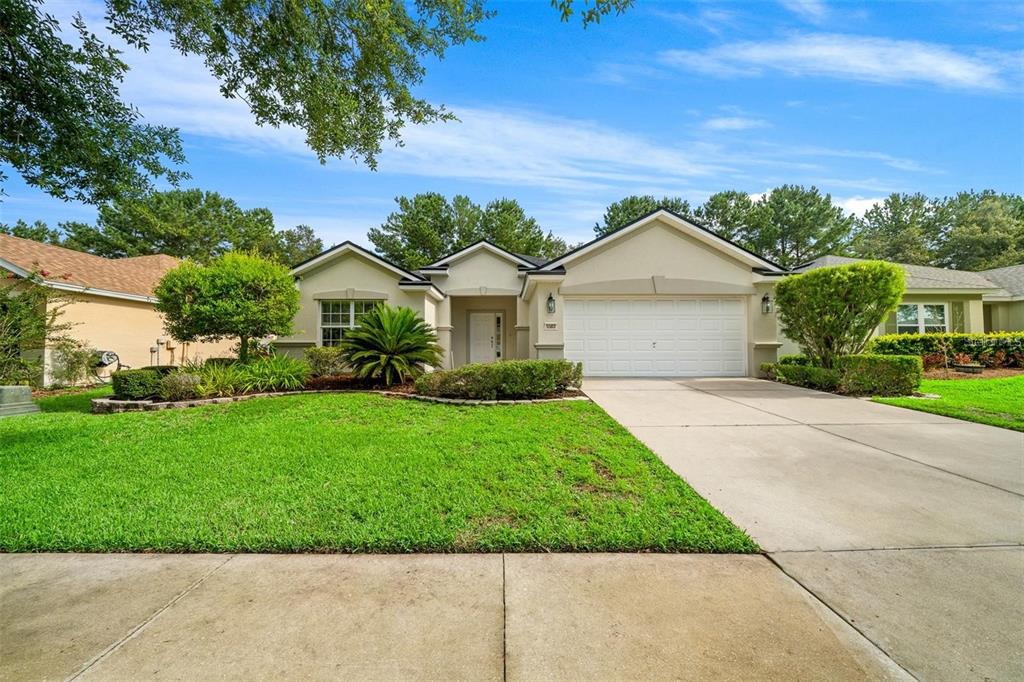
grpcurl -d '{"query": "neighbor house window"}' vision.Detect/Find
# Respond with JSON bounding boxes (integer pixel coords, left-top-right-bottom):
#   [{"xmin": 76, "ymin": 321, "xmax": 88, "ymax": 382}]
[
  {"xmin": 896, "ymin": 303, "xmax": 947, "ymax": 334},
  {"xmin": 320, "ymin": 300, "xmax": 376, "ymax": 346}
]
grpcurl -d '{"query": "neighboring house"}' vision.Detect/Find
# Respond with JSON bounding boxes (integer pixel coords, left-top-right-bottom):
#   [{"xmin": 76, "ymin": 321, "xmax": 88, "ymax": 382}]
[
  {"xmin": 793, "ymin": 256, "xmax": 1023, "ymax": 351},
  {"xmin": 0, "ymin": 234, "xmax": 230, "ymax": 384},
  {"xmin": 978, "ymin": 264, "xmax": 1024, "ymax": 332},
  {"xmin": 277, "ymin": 210, "xmax": 786, "ymax": 377}
]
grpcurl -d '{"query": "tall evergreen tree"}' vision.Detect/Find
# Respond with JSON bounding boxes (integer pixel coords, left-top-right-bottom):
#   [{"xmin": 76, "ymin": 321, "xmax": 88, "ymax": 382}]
[{"xmin": 594, "ymin": 195, "xmax": 692, "ymax": 236}]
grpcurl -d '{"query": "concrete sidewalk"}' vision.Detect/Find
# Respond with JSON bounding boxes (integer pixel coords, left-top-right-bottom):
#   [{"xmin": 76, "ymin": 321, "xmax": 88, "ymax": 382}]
[
  {"xmin": 585, "ymin": 377, "xmax": 1024, "ymax": 681},
  {"xmin": 0, "ymin": 553, "xmax": 904, "ymax": 681}
]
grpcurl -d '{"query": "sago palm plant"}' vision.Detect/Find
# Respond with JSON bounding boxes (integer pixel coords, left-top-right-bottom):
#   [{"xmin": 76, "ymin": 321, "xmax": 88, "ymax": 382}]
[{"xmin": 339, "ymin": 305, "xmax": 443, "ymax": 386}]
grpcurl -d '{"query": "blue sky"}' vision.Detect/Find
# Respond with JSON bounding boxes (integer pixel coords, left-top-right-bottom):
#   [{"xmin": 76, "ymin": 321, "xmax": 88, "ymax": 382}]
[{"xmin": 3, "ymin": 0, "xmax": 1023, "ymax": 246}]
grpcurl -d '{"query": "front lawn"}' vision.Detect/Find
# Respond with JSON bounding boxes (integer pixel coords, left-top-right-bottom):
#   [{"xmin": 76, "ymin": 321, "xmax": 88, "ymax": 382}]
[
  {"xmin": 875, "ymin": 375, "xmax": 1024, "ymax": 432},
  {"xmin": 1, "ymin": 392, "xmax": 756, "ymax": 553}
]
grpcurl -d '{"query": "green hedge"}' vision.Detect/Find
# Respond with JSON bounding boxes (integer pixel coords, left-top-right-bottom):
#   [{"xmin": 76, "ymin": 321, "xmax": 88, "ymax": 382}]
[
  {"xmin": 304, "ymin": 346, "xmax": 347, "ymax": 377},
  {"xmin": 867, "ymin": 332, "xmax": 1024, "ymax": 368},
  {"xmin": 835, "ymin": 354, "xmax": 922, "ymax": 397},
  {"xmin": 762, "ymin": 363, "xmax": 841, "ymax": 392},
  {"xmin": 415, "ymin": 360, "xmax": 583, "ymax": 400},
  {"xmin": 763, "ymin": 353, "xmax": 922, "ymax": 396},
  {"xmin": 111, "ymin": 369, "xmax": 163, "ymax": 400},
  {"xmin": 778, "ymin": 354, "xmax": 810, "ymax": 366}
]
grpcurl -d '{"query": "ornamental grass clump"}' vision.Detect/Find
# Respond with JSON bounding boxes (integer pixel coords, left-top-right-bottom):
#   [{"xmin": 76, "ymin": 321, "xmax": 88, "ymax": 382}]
[{"xmin": 339, "ymin": 304, "xmax": 442, "ymax": 386}]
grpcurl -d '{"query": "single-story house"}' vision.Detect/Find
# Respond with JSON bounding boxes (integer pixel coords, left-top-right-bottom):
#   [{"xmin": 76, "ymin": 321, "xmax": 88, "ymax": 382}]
[
  {"xmin": 276, "ymin": 209, "xmax": 784, "ymax": 376},
  {"xmin": 277, "ymin": 209, "xmax": 1024, "ymax": 377},
  {"xmin": 787, "ymin": 256, "xmax": 1022, "ymax": 356},
  {"xmin": 1, "ymin": 233, "xmax": 231, "ymax": 384},
  {"xmin": 978, "ymin": 264, "xmax": 1024, "ymax": 332}
]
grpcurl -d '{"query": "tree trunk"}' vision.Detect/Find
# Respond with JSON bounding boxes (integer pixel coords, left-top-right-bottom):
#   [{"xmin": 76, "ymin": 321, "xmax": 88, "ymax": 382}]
[{"xmin": 239, "ymin": 336, "xmax": 249, "ymax": 363}]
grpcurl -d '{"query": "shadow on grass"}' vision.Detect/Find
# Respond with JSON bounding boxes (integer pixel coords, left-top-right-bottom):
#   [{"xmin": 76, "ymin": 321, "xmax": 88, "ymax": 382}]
[{"xmin": 36, "ymin": 387, "xmax": 112, "ymax": 413}]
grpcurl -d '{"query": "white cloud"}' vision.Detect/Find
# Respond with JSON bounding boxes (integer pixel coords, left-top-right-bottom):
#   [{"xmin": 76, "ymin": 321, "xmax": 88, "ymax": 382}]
[
  {"xmin": 702, "ymin": 117, "xmax": 771, "ymax": 131},
  {"xmin": 660, "ymin": 34, "xmax": 1011, "ymax": 91},
  {"xmin": 837, "ymin": 196, "xmax": 884, "ymax": 216},
  {"xmin": 779, "ymin": 0, "xmax": 828, "ymax": 23}
]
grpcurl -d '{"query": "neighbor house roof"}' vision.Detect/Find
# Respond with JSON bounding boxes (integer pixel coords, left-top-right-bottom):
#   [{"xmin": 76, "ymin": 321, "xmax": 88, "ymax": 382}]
[
  {"xmin": 978, "ymin": 264, "xmax": 1024, "ymax": 299},
  {"xmin": 796, "ymin": 255, "xmax": 1002, "ymax": 292},
  {"xmin": 0, "ymin": 233, "xmax": 180, "ymax": 301}
]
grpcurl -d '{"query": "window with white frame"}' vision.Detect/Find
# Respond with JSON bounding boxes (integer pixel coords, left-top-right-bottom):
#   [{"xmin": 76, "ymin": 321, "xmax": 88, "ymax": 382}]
[
  {"xmin": 319, "ymin": 300, "xmax": 376, "ymax": 346},
  {"xmin": 896, "ymin": 303, "xmax": 947, "ymax": 334}
]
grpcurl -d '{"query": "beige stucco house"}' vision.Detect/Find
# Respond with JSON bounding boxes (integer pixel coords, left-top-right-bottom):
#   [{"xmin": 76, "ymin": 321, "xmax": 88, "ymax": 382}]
[
  {"xmin": 277, "ymin": 209, "xmax": 1024, "ymax": 377},
  {"xmin": 277, "ymin": 210, "xmax": 786, "ymax": 376},
  {"xmin": 1, "ymin": 234, "xmax": 231, "ymax": 384}
]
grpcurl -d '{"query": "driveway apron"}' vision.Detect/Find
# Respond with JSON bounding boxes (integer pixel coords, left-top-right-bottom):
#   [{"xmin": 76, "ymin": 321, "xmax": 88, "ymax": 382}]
[{"xmin": 584, "ymin": 377, "xmax": 1024, "ymax": 681}]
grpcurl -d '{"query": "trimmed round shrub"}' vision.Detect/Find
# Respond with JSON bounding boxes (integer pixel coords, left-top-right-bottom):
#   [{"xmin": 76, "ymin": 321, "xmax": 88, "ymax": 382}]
[
  {"xmin": 111, "ymin": 369, "xmax": 162, "ymax": 400},
  {"xmin": 160, "ymin": 372, "xmax": 202, "ymax": 401},
  {"xmin": 835, "ymin": 354, "xmax": 922, "ymax": 396},
  {"xmin": 304, "ymin": 346, "xmax": 347, "ymax": 377},
  {"xmin": 415, "ymin": 360, "xmax": 583, "ymax": 400},
  {"xmin": 762, "ymin": 363, "xmax": 841, "ymax": 392},
  {"xmin": 777, "ymin": 354, "xmax": 810, "ymax": 366},
  {"xmin": 775, "ymin": 261, "xmax": 905, "ymax": 368}
]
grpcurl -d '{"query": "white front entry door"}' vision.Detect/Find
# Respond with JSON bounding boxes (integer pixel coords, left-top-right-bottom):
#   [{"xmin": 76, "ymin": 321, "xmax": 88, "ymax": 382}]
[
  {"xmin": 564, "ymin": 298, "xmax": 747, "ymax": 376},
  {"xmin": 469, "ymin": 312, "xmax": 499, "ymax": 364}
]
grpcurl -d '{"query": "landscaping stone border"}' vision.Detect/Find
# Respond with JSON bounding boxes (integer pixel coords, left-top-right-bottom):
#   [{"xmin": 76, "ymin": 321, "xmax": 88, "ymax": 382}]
[{"xmin": 91, "ymin": 390, "xmax": 589, "ymax": 413}]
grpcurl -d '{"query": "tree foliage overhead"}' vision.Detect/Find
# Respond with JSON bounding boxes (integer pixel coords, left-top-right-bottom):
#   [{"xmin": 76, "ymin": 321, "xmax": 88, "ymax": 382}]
[
  {"xmin": 369, "ymin": 193, "xmax": 567, "ymax": 270},
  {"xmin": 0, "ymin": 0, "xmax": 186, "ymax": 204},
  {"xmin": 775, "ymin": 261, "xmax": 905, "ymax": 369},
  {"xmin": 594, "ymin": 195, "xmax": 692, "ymax": 236},
  {"xmin": 56, "ymin": 189, "xmax": 322, "ymax": 265},
  {"xmin": 745, "ymin": 185, "xmax": 855, "ymax": 269},
  {"xmin": 852, "ymin": 190, "xmax": 1024, "ymax": 271},
  {"xmin": 154, "ymin": 252, "xmax": 300, "ymax": 362},
  {"xmin": 2, "ymin": 0, "xmax": 632, "ymax": 205}
]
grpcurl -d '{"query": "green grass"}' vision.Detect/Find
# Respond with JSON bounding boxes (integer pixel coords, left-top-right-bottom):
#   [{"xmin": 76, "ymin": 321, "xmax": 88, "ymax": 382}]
[
  {"xmin": 875, "ymin": 375, "xmax": 1024, "ymax": 432},
  {"xmin": 1, "ymin": 392, "xmax": 756, "ymax": 553}
]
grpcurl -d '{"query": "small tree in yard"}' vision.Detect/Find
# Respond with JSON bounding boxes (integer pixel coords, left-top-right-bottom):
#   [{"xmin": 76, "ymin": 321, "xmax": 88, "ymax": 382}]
[
  {"xmin": 154, "ymin": 252, "xmax": 299, "ymax": 363},
  {"xmin": 775, "ymin": 261, "xmax": 905, "ymax": 369}
]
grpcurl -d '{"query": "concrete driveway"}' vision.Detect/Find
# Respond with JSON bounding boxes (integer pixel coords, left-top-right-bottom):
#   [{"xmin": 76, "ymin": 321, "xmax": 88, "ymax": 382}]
[{"xmin": 585, "ymin": 377, "xmax": 1024, "ymax": 681}]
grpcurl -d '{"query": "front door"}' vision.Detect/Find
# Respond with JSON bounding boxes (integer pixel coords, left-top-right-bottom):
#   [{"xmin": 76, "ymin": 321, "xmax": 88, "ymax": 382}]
[{"xmin": 469, "ymin": 312, "xmax": 499, "ymax": 364}]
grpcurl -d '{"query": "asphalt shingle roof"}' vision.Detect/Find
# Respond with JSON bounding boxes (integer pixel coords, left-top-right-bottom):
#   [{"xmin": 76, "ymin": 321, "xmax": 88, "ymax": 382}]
[
  {"xmin": 0, "ymin": 234, "xmax": 180, "ymax": 298},
  {"xmin": 978, "ymin": 264, "xmax": 1024, "ymax": 298},
  {"xmin": 797, "ymin": 255, "xmax": 1002, "ymax": 291}
]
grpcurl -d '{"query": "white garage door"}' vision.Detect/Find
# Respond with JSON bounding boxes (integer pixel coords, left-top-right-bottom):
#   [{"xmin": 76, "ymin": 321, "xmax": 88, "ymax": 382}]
[{"xmin": 564, "ymin": 298, "xmax": 747, "ymax": 376}]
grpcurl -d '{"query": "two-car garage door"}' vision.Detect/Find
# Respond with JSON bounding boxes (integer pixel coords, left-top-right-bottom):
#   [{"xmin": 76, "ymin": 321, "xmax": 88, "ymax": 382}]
[{"xmin": 564, "ymin": 298, "xmax": 747, "ymax": 376}]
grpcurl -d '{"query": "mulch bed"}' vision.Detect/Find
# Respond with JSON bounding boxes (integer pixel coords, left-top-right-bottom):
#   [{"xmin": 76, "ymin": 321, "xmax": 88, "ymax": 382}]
[{"xmin": 923, "ymin": 367, "xmax": 1024, "ymax": 380}]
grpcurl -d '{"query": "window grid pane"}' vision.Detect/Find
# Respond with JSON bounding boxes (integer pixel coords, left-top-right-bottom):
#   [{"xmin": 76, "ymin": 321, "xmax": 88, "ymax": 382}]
[{"xmin": 321, "ymin": 300, "xmax": 379, "ymax": 346}]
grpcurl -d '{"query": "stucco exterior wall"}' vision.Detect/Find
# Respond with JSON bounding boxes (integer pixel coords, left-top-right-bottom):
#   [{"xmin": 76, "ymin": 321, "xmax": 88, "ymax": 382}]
[
  {"xmin": 46, "ymin": 293, "xmax": 231, "ymax": 380},
  {"xmin": 985, "ymin": 301, "xmax": 1024, "ymax": 332},
  {"xmin": 558, "ymin": 220, "xmax": 755, "ymax": 295},
  {"xmin": 526, "ymin": 219, "xmax": 767, "ymax": 372},
  {"xmin": 449, "ymin": 295, "xmax": 518, "ymax": 367},
  {"xmin": 279, "ymin": 252, "xmax": 428, "ymax": 349},
  {"xmin": 433, "ymin": 249, "xmax": 522, "ymax": 295}
]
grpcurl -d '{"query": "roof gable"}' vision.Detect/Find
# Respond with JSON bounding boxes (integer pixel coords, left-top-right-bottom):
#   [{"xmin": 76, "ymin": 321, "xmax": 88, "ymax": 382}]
[
  {"xmin": 540, "ymin": 209, "xmax": 783, "ymax": 272},
  {"xmin": 290, "ymin": 241, "xmax": 424, "ymax": 281},
  {"xmin": 423, "ymin": 240, "xmax": 538, "ymax": 269},
  {"xmin": 798, "ymin": 256, "xmax": 1002, "ymax": 291}
]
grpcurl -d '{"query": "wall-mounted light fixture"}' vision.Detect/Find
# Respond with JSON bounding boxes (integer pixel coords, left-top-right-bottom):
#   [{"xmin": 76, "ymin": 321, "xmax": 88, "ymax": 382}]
[
  {"xmin": 761, "ymin": 294, "xmax": 773, "ymax": 314},
  {"xmin": 546, "ymin": 293, "xmax": 556, "ymax": 314}
]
